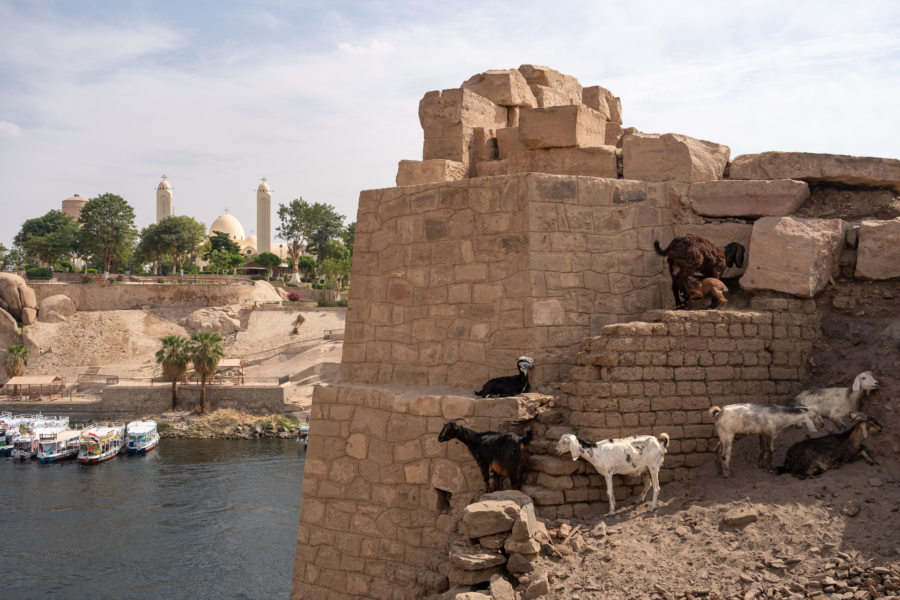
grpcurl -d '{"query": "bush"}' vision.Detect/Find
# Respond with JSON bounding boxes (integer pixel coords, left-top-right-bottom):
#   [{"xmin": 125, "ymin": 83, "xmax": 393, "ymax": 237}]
[
  {"xmin": 250, "ymin": 275, "xmax": 267, "ymax": 281},
  {"xmin": 81, "ymin": 275, "xmax": 92, "ymax": 284},
  {"xmin": 87, "ymin": 268, "xmax": 98, "ymax": 274},
  {"xmin": 317, "ymin": 298, "xmax": 348, "ymax": 308},
  {"xmin": 115, "ymin": 274, "xmax": 125, "ymax": 282},
  {"xmin": 287, "ymin": 291, "xmax": 302, "ymax": 302},
  {"xmin": 25, "ymin": 267, "xmax": 52, "ymax": 279},
  {"xmin": 157, "ymin": 278, "xmax": 166, "ymax": 284},
  {"xmin": 285, "ymin": 282, "xmax": 298, "ymax": 287}
]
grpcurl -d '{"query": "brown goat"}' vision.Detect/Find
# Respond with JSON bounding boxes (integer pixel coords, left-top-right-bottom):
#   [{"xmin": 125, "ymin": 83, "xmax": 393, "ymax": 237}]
[
  {"xmin": 684, "ymin": 277, "xmax": 729, "ymax": 309},
  {"xmin": 654, "ymin": 235, "xmax": 745, "ymax": 309}
]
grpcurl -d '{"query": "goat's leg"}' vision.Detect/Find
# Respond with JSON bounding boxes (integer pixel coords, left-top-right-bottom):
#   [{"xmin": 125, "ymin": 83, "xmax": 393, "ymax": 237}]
[
  {"xmin": 649, "ymin": 466, "xmax": 661, "ymax": 511},
  {"xmin": 638, "ymin": 470, "xmax": 651, "ymax": 503},
  {"xmin": 480, "ymin": 465, "xmax": 493, "ymax": 492},
  {"xmin": 758, "ymin": 435, "xmax": 775, "ymax": 470},
  {"xmin": 721, "ymin": 434, "xmax": 734, "ymax": 478},
  {"xmin": 670, "ymin": 278, "xmax": 683, "ymax": 309},
  {"xmin": 604, "ymin": 473, "xmax": 616, "ymax": 515},
  {"xmin": 856, "ymin": 446, "xmax": 877, "ymax": 465}
]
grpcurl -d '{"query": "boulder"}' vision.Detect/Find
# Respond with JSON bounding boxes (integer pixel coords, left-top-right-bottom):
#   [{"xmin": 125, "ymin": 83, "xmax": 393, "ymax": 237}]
[
  {"xmin": 19, "ymin": 286, "xmax": 37, "ymax": 311},
  {"xmin": 21, "ymin": 307, "xmax": 37, "ymax": 325},
  {"xmin": 582, "ymin": 85, "xmax": 622, "ymax": 124},
  {"xmin": 39, "ymin": 294, "xmax": 77, "ymax": 320},
  {"xmin": 480, "ymin": 490, "xmax": 534, "ymax": 507},
  {"xmin": 181, "ymin": 307, "xmax": 243, "ymax": 335},
  {"xmin": 518, "ymin": 65, "xmax": 583, "ymax": 105},
  {"xmin": 518, "ymin": 105, "xmax": 606, "ymax": 149},
  {"xmin": 523, "ymin": 570, "xmax": 551, "ymax": 599},
  {"xmin": 623, "ymin": 133, "xmax": 730, "ymax": 182},
  {"xmin": 509, "ymin": 503, "xmax": 539, "ymax": 540},
  {"xmin": 396, "ymin": 159, "xmax": 467, "ymax": 187},
  {"xmin": 461, "ymin": 500, "xmax": 520, "ymax": 538},
  {"xmin": 506, "ymin": 552, "xmax": 537, "ymax": 574},
  {"xmin": 855, "ymin": 218, "xmax": 900, "ymax": 280},
  {"xmin": 0, "ymin": 307, "xmax": 18, "ymax": 348},
  {"xmin": 38, "ymin": 310, "xmax": 68, "ymax": 323},
  {"xmin": 461, "ymin": 69, "xmax": 537, "ymax": 108},
  {"xmin": 0, "ymin": 273, "xmax": 30, "ymax": 320},
  {"xmin": 476, "ymin": 146, "xmax": 617, "ymax": 179},
  {"xmin": 249, "ymin": 280, "xmax": 283, "ymax": 303},
  {"xmin": 689, "ymin": 180, "xmax": 810, "ymax": 218},
  {"xmin": 489, "ymin": 574, "xmax": 517, "ymax": 600},
  {"xmin": 448, "ymin": 544, "xmax": 506, "ymax": 571},
  {"xmin": 504, "ymin": 537, "xmax": 541, "ymax": 554},
  {"xmin": 673, "ymin": 222, "xmax": 754, "ymax": 278},
  {"xmin": 729, "ymin": 152, "xmax": 900, "ymax": 192},
  {"xmin": 740, "ymin": 216, "xmax": 846, "ymax": 297},
  {"xmin": 722, "ymin": 509, "xmax": 759, "ymax": 528}
]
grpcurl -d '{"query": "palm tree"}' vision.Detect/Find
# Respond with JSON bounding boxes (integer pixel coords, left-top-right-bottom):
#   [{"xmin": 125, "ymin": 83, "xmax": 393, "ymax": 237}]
[
  {"xmin": 187, "ymin": 331, "xmax": 224, "ymax": 413},
  {"xmin": 155, "ymin": 335, "xmax": 190, "ymax": 410},
  {"xmin": 3, "ymin": 344, "xmax": 28, "ymax": 378}
]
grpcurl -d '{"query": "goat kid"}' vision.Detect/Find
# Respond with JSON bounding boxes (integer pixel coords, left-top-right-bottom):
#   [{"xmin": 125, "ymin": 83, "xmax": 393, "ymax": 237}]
[
  {"xmin": 709, "ymin": 404, "xmax": 819, "ymax": 477},
  {"xmin": 654, "ymin": 235, "xmax": 744, "ymax": 309},
  {"xmin": 556, "ymin": 432, "xmax": 669, "ymax": 515},
  {"xmin": 438, "ymin": 419, "xmax": 531, "ymax": 492},
  {"xmin": 793, "ymin": 371, "xmax": 879, "ymax": 430},
  {"xmin": 475, "ymin": 356, "xmax": 535, "ymax": 398},
  {"xmin": 778, "ymin": 416, "xmax": 883, "ymax": 477},
  {"xmin": 684, "ymin": 277, "xmax": 729, "ymax": 309}
]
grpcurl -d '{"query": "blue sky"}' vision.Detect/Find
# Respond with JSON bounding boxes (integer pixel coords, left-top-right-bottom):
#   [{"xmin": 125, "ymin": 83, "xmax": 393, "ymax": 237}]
[{"xmin": 1, "ymin": 0, "xmax": 899, "ymax": 248}]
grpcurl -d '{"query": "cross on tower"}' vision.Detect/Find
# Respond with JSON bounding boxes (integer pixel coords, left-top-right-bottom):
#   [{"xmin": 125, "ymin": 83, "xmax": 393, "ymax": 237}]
[
  {"xmin": 261, "ymin": 176, "xmax": 267, "ymax": 183},
  {"xmin": 161, "ymin": 174, "xmax": 168, "ymax": 181},
  {"xmin": 224, "ymin": 207, "xmax": 231, "ymax": 214}
]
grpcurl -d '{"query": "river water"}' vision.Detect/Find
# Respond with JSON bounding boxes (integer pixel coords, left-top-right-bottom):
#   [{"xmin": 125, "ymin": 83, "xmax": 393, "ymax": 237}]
[{"xmin": 0, "ymin": 439, "xmax": 305, "ymax": 600}]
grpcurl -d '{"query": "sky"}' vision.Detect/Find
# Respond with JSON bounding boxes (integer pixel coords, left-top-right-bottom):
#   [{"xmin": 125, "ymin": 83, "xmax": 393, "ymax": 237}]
[{"xmin": 1, "ymin": 0, "xmax": 899, "ymax": 248}]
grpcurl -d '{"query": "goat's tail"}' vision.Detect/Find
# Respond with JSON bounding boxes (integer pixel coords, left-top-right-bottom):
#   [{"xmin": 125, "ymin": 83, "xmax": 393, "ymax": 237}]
[
  {"xmin": 709, "ymin": 406, "xmax": 722, "ymax": 419},
  {"xmin": 653, "ymin": 240, "xmax": 668, "ymax": 257},
  {"xmin": 523, "ymin": 428, "xmax": 533, "ymax": 443},
  {"xmin": 658, "ymin": 432, "xmax": 670, "ymax": 451}
]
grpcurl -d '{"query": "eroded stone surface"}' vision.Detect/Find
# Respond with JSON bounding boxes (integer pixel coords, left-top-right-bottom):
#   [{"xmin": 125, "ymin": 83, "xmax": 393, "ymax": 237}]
[
  {"xmin": 855, "ymin": 218, "xmax": 900, "ymax": 280},
  {"xmin": 38, "ymin": 294, "xmax": 77, "ymax": 320},
  {"xmin": 462, "ymin": 69, "xmax": 537, "ymax": 108},
  {"xmin": 689, "ymin": 179, "xmax": 809, "ymax": 217},
  {"xmin": 582, "ymin": 85, "xmax": 622, "ymax": 124},
  {"xmin": 397, "ymin": 159, "xmax": 467, "ymax": 187},
  {"xmin": 477, "ymin": 146, "xmax": 617, "ymax": 179},
  {"xmin": 518, "ymin": 64, "xmax": 582, "ymax": 106},
  {"xmin": 623, "ymin": 133, "xmax": 730, "ymax": 182},
  {"xmin": 518, "ymin": 105, "xmax": 606, "ymax": 149},
  {"xmin": 461, "ymin": 500, "xmax": 520, "ymax": 538},
  {"xmin": 729, "ymin": 151, "xmax": 900, "ymax": 192}
]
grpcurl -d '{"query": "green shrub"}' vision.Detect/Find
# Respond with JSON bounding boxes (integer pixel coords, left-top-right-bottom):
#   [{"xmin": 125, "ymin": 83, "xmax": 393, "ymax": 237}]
[
  {"xmin": 81, "ymin": 275, "xmax": 92, "ymax": 284},
  {"xmin": 317, "ymin": 298, "xmax": 348, "ymax": 308},
  {"xmin": 157, "ymin": 278, "xmax": 166, "ymax": 284},
  {"xmin": 87, "ymin": 268, "xmax": 98, "ymax": 274},
  {"xmin": 25, "ymin": 267, "xmax": 52, "ymax": 279},
  {"xmin": 250, "ymin": 275, "xmax": 266, "ymax": 281}
]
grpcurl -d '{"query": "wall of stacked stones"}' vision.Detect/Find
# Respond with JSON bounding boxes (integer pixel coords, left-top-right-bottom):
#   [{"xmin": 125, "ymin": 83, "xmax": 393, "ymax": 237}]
[{"xmin": 342, "ymin": 172, "xmax": 676, "ymax": 390}]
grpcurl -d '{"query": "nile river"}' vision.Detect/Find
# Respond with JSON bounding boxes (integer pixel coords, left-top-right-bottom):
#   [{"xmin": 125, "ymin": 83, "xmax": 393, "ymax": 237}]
[{"xmin": 0, "ymin": 439, "xmax": 305, "ymax": 600}]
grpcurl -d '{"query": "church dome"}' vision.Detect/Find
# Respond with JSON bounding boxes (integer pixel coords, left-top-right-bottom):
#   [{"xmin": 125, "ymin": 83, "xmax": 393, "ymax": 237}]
[
  {"xmin": 245, "ymin": 234, "xmax": 258, "ymax": 247},
  {"xmin": 158, "ymin": 180, "xmax": 172, "ymax": 190},
  {"xmin": 209, "ymin": 213, "xmax": 245, "ymax": 241},
  {"xmin": 258, "ymin": 181, "xmax": 271, "ymax": 192}
]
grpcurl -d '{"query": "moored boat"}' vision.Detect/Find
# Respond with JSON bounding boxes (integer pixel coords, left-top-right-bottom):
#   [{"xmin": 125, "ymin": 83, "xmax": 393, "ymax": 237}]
[
  {"xmin": 12, "ymin": 416, "xmax": 68, "ymax": 460},
  {"xmin": 38, "ymin": 428, "xmax": 82, "ymax": 463},
  {"xmin": 297, "ymin": 424, "xmax": 309, "ymax": 447},
  {"xmin": 126, "ymin": 420, "xmax": 159, "ymax": 454},
  {"xmin": 77, "ymin": 423, "xmax": 126, "ymax": 464}
]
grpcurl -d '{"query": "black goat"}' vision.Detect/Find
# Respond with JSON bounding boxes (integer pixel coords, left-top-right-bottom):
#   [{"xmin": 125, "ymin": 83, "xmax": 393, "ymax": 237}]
[
  {"xmin": 437, "ymin": 419, "xmax": 532, "ymax": 492},
  {"xmin": 474, "ymin": 356, "xmax": 535, "ymax": 398},
  {"xmin": 777, "ymin": 416, "xmax": 883, "ymax": 478},
  {"xmin": 654, "ymin": 235, "xmax": 745, "ymax": 308}
]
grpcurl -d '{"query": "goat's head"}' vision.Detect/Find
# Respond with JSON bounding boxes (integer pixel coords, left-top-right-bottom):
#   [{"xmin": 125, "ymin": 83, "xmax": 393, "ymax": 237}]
[
  {"xmin": 517, "ymin": 356, "xmax": 536, "ymax": 374},
  {"xmin": 854, "ymin": 415, "xmax": 884, "ymax": 436},
  {"xmin": 724, "ymin": 242, "xmax": 745, "ymax": 269},
  {"xmin": 853, "ymin": 371, "xmax": 879, "ymax": 394},
  {"xmin": 555, "ymin": 433, "xmax": 581, "ymax": 461},
  {"xmin": 437, "ymin": 418, "xmax": 467, "ymax": 442},
  {"xmin": 684, "ymin": 277, "xmax": 704, "ymax": 299}
]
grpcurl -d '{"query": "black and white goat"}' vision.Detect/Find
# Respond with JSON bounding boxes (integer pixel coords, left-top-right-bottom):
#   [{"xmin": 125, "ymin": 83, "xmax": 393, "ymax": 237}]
[
  {"xmin": 474, "ymin": 356, "xmax": 535, "ymax": 398},
  {"xmin": 438, "ymin": 419, "xmax": 532, "ymax": 492},
  {"xmin": 778, "ymin": 416, "xmax": 883, "ymax": 477},
  {"xmin": 792, "ymin": 371, "xmax": 879, "ymax": 430},
  {"xmin": 709, "ymin": 404, "xmax": 819, "ymax": 477},
  {"xmin": 556, "ymin": 432, "xmax": 669, "ymax": 515}
]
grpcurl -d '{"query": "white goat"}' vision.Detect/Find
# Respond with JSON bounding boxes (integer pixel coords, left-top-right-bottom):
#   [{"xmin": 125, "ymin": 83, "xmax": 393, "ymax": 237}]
[
  {"xmin": 556, "ymin": 432, "xmax": 669, "ymax": 516},
  {"xmin": 709, "ymin": 404, "xmax": 819, "ymax": 477},
  {"xmin": 792, "ymin": 371, "xmax": 879, "ymax": 430}
]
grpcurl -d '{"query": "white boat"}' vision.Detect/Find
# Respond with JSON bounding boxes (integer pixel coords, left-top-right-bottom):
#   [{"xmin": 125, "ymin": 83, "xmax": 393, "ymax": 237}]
[
  {"xmin": 0, "ymin": 412, "xmax": 17, "ymax": 456},
  {"xmin": 12, "ymin": 416, "xmax": 68, "ymax": 460},
  {"xmin": 38, "ymin": 428, "xmax": 82, "ymax": 463},
  {"xmin": 297, "ymin": 424, "xmax": 309, "ymax": 446},
  {"xmin": 77, "ymin": 423, "xmax": 126, "ymax": 464},
  {"xmin": 126, "ymin": 420, "xmax": 159, "ymax": 454}
]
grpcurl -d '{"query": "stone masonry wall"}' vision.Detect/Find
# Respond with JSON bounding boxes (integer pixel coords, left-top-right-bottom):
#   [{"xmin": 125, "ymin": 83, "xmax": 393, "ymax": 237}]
[{"xmin": 342, "ymin": 172, "xmax": 676, "ymax": 390}]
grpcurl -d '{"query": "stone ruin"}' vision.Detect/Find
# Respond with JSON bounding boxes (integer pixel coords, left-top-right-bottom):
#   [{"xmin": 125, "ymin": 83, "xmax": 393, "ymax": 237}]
[{"xmin": 292, "ymin": 65, "xmax": 900, "ymax": 599}]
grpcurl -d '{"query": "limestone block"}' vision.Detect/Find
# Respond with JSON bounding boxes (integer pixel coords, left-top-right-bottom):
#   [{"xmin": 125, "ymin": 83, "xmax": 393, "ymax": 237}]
[
  {"xmin": 472, "ymin": 126, "xmax": 499, "ymax": 163},
  {"xmin": 462, "ymin": 69, "xmax": 537, "ymax": 108},
  {"xmin": 532, "ymin": 298, "xmax": 566, "ymax": 326},
  {"xmin": 729, "ymin": 151, "xmax": 900, "ymax": 192},
  {"xmin": 449, "ymin": 544, "xmax": 507, "ymax": 570},
  {"xmin": 461, "ymin": 500, "xmax": 520, "ymax": 538},
  {"xmin": 689, "ymin": 179, "xmax": 810, "ymax": 217},
  {"xmin": 21, "ymin": 307, "xmax": 36, "ymax": 325},
  {"xmin": 432, "ymin": 459, "xmax": 467, "ymax": 493},
  {"xmin": 396, "ymin": 159, "xmax": 467, "ymax": 187},
  {"xmin": 582, "ymin": 85, "xmax": 622, "ymax": 124},
  {"xmin": 855, "ymin": 218, "xmax": 900, "ymax": 279},
  {"xmin": 477, "ymin": 147, "xmax": 617, "ymax": 179},
  {"xmin": 673, "ymin": 222, "xmax": 754, "ymax": 278},
  {"xmin": 623, "ymin": 133, "xmax": 730, "ymax": 182},
  {"xmin": 38, "ymin": 294, "xmax": 76, "ymax": 320},
  {"xmin": 497, "ymin": 127, "xmax": 526, "ymax": 159},
  {"xmin": 518, "ymin": 105, "xmax": 606, "ymax": 149},
  {"xmin": 518, "ymin": 64, "xmax": 583, "ymax": 105},
  {"xmin": 740, "ymin": 216, "xmax": 847, "ymax": 297},
  {"xmin": 180, "ymin": 307, "xmax": 242, "ymax": 335}
]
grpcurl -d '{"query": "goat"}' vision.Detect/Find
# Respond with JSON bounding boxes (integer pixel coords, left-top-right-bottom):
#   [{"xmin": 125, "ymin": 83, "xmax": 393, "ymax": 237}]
[
  {"xmin": 654, "ymin": 235, "xmax": 745, "ymax": 309},
  {"xmin": 474, "ymin": 356, "xmax": 535, "ymax": 398},
  {"xmin": 556, "ymin": 432, "xmax": 669, "ymax": 515},
  {"xmin": 792, "ymin": 371, "xmax": 879, "ymax": 430},
  {"xmin": 778, "ymin": 416, "xmax": 883, "ymax": 477},
  {"xmin": 437, "ymin": 419, "xmax": 532, "ymax": 492},
  {"xmin": 709, "ymin": 404, "xmax": 819, "ymax": 477},
  {"xmin": 684, "ymin": 277, "xmax": 729, "ymax": 309}
]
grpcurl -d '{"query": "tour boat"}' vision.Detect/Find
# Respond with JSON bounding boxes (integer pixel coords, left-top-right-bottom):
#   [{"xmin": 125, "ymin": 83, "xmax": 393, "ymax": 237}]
[
  {"xmin": 126, "ymin": 420, "xmax": 159, "ymax": 454},
  {"xmin": 297, "ymin": 424, "xmax": 309, "ymax": 447},
  {"xmin": 0, "ymin": 412, "xmax": 18, "ymax": 456},
  {"xmin": 77, "ymin": 423, "xmax": 126, "ymax": 464},
  {"xmin": 13, "ymin": 416, "xmax": 69, "ymax": 460},
  {"xmin": 37, "ymin": 428, "xmax": 83, "ymax": 463}
]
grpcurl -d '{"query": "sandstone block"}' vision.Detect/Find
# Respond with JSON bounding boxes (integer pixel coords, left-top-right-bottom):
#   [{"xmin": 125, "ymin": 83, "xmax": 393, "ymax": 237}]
[
  {"xmin": 497, "ymin": 127, "xmax": 526, "ymax": 159},
  {"xmin": 582, "ymin": 85, "xmax": 622, "ymax": 123},
  {"xmin": 518, "ymin": 105, "xmax": 606, "ymax": 149},
  {"xmin": 855, "ymin": 218, "xmax": 900, "ymax": 279},
  {"xmin": 672, "ymin": 222, "xmax": 753, "ymax": 278},
  {"xmin": 38, "ymin": 294, "xmax": 76, "ymax": 320},
  {"xmin": 449, "ymin": 544, "xmax": 507, "ymax": 570},
  {"xmin": 396, "ymin": 159, "xmax": 467, "ymax": 187},
  {"xmin": 623, "ymin": 133, "xmax": 730, "ymax": 182},
  {"xmin": 605, "ymin": 122, "xmax": 623, "ymax": 147},
  {"xmin": 477, "ymin": 146, "xmax": 617, "ymax": 179},
  {"xmin": 740, "ymin": 216, "xmax": 846, "ymax": 297},
  {"xmin": 518, "ymin": 64, "xmax": 583, "ymax": 105},
  {"xmin": 689, "ymin": 179, "xmax": 810, "ymax": 217},
  {"xmin": 729, "ymin": 151, "xmax": 900, "ymax": 192},
  {"xmin": 529, "ymin": 85, "xmax": 573, "ymax": 108},
  {"xmin": 419, "ymin": 88, "xmax": 508, "ymax": 134},
  {"xmin": 462, "ymin": 69, "xmax": 537, "ymax": 108},
  {"xmin": 462, "ymin": 500, "xmax": 520, "ymax": 538}
]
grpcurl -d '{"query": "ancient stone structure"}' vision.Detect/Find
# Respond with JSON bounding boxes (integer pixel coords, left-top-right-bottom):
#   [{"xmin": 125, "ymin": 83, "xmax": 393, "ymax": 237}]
[
  {"xmin": 156, "ymin": 176, "xmax": 174, "ymax": 223},
  {"xmin": 292, "ymin": 65, "xmax": 900, "ymax": 599},
  {"xmin": 257, "ymin": 179, "xmax": 272, "ymax": 254}
]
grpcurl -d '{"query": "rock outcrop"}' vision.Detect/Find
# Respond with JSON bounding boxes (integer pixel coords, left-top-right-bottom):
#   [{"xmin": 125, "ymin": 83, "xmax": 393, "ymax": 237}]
[
  {"xmin": 0, "ymin": 307, "xmax": 18, "ymax": 348},
  {"xmin": 38, "ymin": 294, "xmax": 77, "ymax": 322},
  {"xmin": 0, "ymin": 273, "xmax": 38, "ymax": 322},
  {"xmin": 180, "ymin": 306, "xmax": 244, "ymax": 335}
]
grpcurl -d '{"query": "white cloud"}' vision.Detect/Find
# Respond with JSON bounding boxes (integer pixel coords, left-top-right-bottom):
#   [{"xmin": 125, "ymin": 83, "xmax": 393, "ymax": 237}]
[{"xmin": 0, "ymin": 121, "xmax": 22, "ymax": 139}]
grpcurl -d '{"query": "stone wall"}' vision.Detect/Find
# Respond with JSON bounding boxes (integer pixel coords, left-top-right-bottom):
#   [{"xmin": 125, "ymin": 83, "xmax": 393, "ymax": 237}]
[
  {"xmin": 30, "ymin": 281, "xmax": 270, "ymax": 311},
  {"xmin": 343, "ymin": 172, "xmax": 675, "ymax": 390}
]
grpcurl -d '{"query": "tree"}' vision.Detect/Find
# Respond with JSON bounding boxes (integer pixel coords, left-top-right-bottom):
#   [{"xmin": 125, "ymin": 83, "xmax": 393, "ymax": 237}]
[
  {"xmin": 149, "ymin": 216, "xmax": 206, "ymax": 274},
  {"xmin": 155, "ymin": 335, "xmax": 190, "ymax": 410},
  {"xmin": 188, "ymin": 331, "xmax": 224, "ymax": 413},
  {"xmin": 203, "ymin": 231, "xmax": 242, "ymax": 258},
  {"xmin": 341, "ymin": 221, "xmax": 355, "ymax": 258},
  {"xmin": 254, "ymin": 251, "xmax": 282, "ymax": 280},
  {"xmin": 207, "ymin": 248, "xmax": 244, "ymax": 274},
  {"xmin": 307, "ymin": 205, "xmax": 345, "ymax": 262},
  {"xmin": 14, "ymin": 210, "xmax": 80, "ymax": 267},
  {"xmin": 320, "ymin": 239, "xmax": 350, "ymax": 262},
  {"xmin": 297, "ymin": 256, "xmax": 318, "ymax": 281},
  {"xmin": 276, "ymin": 198, "xmax": 343, "ymax": 283},
  {"xmin": 320, "ymin": 256, "xmax": 351, "ymax": 295},
  {"xmin": 78, "ymin": 193, "xmax": 138, "ymax": 278},
  {"xmin": 3, "ymin": 344, "xmax": 28, "ymax": 378},
  {"xmin": 3, "ymin": 246, "xmax": 25, "ymax": 272}
]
